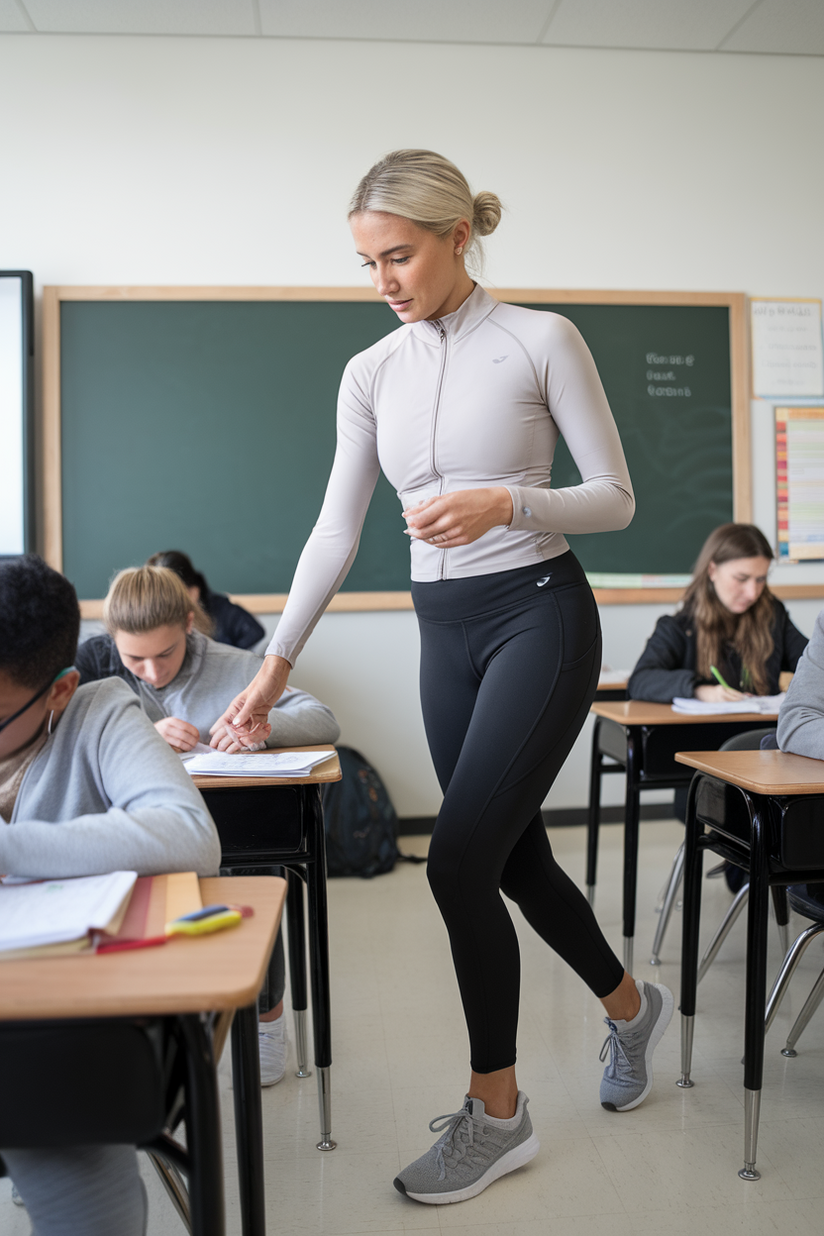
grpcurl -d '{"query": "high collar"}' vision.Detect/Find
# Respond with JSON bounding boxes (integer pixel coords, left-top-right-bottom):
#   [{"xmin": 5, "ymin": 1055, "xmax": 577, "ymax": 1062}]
[{"xmin": 410, "ymin": 283, "xmax": 498, "ymax": 346}]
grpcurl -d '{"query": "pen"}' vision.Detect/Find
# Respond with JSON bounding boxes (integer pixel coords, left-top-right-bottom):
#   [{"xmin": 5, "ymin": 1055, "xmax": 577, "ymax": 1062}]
[{"xmin": 710, "ymin": 665, "xmax": 733, "ymax": 690}]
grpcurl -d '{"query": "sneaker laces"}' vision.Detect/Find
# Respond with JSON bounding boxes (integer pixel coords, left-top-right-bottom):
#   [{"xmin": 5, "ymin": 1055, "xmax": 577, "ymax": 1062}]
[
  {"xmin": 427, "ymin": 1103, "xmax": 505, "ymax": 1181},
  {"xmin": 599, "ymin": 1018, "xmax": 632, "ymax": 1074}
]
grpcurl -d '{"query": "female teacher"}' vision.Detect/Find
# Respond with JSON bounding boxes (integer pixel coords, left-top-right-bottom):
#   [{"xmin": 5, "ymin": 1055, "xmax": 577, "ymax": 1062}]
[{"xmin": 215, "ymin": 150, "xmax": 672, "ymax": 1204}]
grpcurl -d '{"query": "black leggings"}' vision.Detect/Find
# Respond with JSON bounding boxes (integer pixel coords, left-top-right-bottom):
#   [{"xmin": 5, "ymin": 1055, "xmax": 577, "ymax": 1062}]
[{"xmin": 413, "ymin": 553, "xmax": 625, "ymax": 1074}]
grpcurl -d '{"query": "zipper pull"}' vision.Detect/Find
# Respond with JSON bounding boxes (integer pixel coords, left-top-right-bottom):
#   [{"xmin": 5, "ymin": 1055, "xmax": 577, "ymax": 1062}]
[{"xmin": 435, "ymin": 322, "xmax": 446, "ymax": 342}]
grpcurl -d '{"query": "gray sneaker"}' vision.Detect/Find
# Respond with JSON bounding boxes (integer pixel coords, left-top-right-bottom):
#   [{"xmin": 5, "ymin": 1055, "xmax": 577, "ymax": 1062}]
[
  {"xmin": 599, "ymin": 980, "xmax": 673, "ymax": 1111},
  {"xmin": 394, "ymin": 1091, "xmax": 539, "ymax": 1204}
]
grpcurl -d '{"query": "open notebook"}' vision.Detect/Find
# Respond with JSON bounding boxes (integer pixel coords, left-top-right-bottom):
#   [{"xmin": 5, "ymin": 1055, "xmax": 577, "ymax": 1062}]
[{"xmin": 0, "ymin": 871, "xmax": 202, "ymax": 960}]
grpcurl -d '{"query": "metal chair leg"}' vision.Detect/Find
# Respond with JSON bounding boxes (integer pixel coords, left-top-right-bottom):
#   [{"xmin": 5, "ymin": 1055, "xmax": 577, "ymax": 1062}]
[
  {"xmin": 783, "ymin": 965, "xmax": 824, "ymax": 1057},
  {"xmin": 697, "ymin": 884, "xmax": 749, "ymax": 983},
  {"xmin": 650, "ymin": 842, "xmax": 684, "ymax": 965},
  {"xmin": 145, "ymin": 1151, "xmax": 191, "ymax": 1232},
  {"xmin": 764, "ymin": 921, "xmax": 824, "ymax": 1033}
]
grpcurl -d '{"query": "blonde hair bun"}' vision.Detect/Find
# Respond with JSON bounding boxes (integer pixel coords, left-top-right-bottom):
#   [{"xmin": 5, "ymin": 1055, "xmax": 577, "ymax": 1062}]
[
  {"xmin": 472, "ymin": 191, "xmax": 502, "ymax": 238},
  {"xmin": 350, "ymin": 149, "xmax": 502, "ymax": 273}
]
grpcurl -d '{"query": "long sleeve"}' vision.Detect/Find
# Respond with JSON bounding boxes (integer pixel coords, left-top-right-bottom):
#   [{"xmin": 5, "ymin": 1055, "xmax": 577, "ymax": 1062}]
[
  {"xmin": 628, "ymin": 616, "xmax": 699, "ymax": 703},
  {"xmin": 505, "ymin": 314, "xmax": 635, "ymax": 536},
  {"xmin": 4, "ymin": 682, "xmax": 222, "ymax": 879},
  {"xmin": 265, "ymin": 686, "xmax": 341, "ymax": 747},
  {"xmin": 777, "ymin": 608, "xmax": 824, "ymax": 758},
  {"xmin": 266, "ymin": 365, "xmax": 382, "ymax": 665}
]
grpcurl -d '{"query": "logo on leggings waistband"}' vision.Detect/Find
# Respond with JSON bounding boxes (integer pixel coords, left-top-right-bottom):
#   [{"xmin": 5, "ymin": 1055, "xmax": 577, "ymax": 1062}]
[{"xmin": 537, "ymin": 576, "xmax": 552, "ymax": 587}]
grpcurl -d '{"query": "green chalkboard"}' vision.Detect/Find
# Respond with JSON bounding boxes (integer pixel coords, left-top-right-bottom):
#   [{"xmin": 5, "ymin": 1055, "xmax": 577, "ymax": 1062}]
[{"xmin": 58, "ymin": 295, "xmax": 735, "ymax": 599}]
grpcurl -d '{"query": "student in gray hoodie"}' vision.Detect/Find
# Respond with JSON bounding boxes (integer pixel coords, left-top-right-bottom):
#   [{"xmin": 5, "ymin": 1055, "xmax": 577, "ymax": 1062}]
[
  {"xmin": 76, "ymin": 564, "xmax": 341, "ymax": 1085},
  {"xmin": 0, "ymin": 554, "xmax": 221, "ymax": 1236}
]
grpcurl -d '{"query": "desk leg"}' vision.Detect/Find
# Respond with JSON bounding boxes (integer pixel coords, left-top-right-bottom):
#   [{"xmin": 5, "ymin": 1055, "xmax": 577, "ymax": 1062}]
[
  {"xmin": 740, "ymin": 795, "xmax": 769, "ymax": 1182},
  {"xmin": 622, "ymin": 733, "xmax": 640, "ymax": 974},
  {"xmin": 180, "ymin": 1015, "xmax": 225, "ymax": 1236},
  {"xmin": 307, "ymin": 786, "xmax": 336, "ymax": 1151},
  {"xmin": 586, "ymin": 718, "xmax": 603, "ymax": 907},
  {"xmin": 285, "ymin": 869, "xmax": 311, "ymax": 1078},
  {"xmin": 231, "ymin": 1003, "xmax": 266, "ymax": 1235},
  {"xmin": 678, "ymin": 774, "xmax": 702, "ymax": 1090}
]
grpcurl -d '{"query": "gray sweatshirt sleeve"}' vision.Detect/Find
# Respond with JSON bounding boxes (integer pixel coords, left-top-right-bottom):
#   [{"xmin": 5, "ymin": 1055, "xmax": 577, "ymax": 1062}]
[
  {"xmin": 777, "ymin": 608, "xmax": 824, "ymax": 759},
  {"xmin": 265, "ymin": 686, "xmax": 341, "ymax": 747},
  {"xmin": 3, "ymin": 686, "xmax": 222, "ymax": 879}
]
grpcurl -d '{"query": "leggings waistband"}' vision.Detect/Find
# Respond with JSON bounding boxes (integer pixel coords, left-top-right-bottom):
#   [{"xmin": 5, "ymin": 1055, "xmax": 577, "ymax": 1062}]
[{"xmin": 411, "ymin": 551, "xmax": 589, "ymax": 623}]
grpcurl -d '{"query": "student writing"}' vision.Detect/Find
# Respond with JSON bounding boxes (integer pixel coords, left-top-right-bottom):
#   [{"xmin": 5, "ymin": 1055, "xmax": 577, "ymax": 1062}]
[
  {"xmin": 76, "ymin": 564, "xmax": 341, "ymax": 1084},
  {"xmin": 0, "ymin": 555, "xmax": 220, "ymax": 1236}
]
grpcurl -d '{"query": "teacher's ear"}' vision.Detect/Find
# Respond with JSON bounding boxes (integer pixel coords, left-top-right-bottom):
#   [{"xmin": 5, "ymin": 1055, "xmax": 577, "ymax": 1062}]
[{"xmin": 452, "ymin": 219, "xmax": 471, "ymax": 256}]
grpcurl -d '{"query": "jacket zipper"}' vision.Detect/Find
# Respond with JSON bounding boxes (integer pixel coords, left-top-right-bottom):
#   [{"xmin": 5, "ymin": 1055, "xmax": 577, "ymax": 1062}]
[{"xmin": 431, "ymin": 322, "xmax": 448, "ymax": 580}]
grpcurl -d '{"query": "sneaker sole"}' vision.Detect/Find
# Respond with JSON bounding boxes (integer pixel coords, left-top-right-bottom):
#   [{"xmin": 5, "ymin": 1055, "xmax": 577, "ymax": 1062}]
[
  {"xmin": 602, "ymin": 983, "xmax": 674, "ymax": 1112},
  {"xmin": 395, "ymin": 1132, "xmax": 540, "ymax": 1204}
]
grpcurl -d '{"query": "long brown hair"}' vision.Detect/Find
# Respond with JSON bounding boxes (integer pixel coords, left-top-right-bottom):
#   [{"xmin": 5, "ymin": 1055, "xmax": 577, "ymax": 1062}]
[
  {"xmin": 103, "ymin": 566, "xmax": 214, "ymax": 638},
  {"xmin": 680, "ymin": 524, "xmax": 774, "ymax": 694}
]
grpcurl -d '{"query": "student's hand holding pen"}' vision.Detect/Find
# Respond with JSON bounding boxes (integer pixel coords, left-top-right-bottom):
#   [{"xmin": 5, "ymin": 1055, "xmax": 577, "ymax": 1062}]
[
  {"xmin": 154, "ymin": 716, "xmax": 201, "ymax": 753},
  {"xmin": 695, "ymin": 684, "xmax": 750, "ymax": 703},
  {"xmin": 211, "ymin": 718, "xmax": 272, "ymax": 754},
  {"xmin": 209, "ymin": 654, "xmax": 291, "ymax": 750}
]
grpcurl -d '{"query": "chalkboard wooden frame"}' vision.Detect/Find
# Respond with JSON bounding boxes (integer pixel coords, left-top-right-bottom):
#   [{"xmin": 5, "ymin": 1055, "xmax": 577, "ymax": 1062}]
[{"xmin": 43, "ymin": 284, "xmax": 760, "ymax": 615}]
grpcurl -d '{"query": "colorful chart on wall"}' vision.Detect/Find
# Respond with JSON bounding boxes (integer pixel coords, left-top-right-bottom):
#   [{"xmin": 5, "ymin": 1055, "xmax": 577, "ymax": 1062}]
[{"xmin": 776, "ymin": 406, "xmax": 824, "ymax": 561}]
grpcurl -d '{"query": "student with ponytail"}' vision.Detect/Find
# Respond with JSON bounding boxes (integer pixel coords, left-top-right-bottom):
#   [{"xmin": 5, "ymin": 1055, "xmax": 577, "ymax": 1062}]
[{"xmin": 76, "ymin": 565, "xmax": 340, "ymax": 1085}]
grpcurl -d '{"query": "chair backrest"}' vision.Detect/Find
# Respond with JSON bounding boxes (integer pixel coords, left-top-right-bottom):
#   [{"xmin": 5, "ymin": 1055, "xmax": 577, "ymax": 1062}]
[{"xmin": 719, "ymin": 727, "xmax": 776, "ymax": 753}]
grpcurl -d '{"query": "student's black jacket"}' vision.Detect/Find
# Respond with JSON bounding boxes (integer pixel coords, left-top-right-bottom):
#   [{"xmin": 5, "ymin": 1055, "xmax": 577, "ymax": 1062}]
[
  {"xmin": 202, "ymin": 589, "xmax": 265, "ymax": 650},
  {"xmin": 628, "ymin": 600, "xmax": 808, "ymax": 703}
]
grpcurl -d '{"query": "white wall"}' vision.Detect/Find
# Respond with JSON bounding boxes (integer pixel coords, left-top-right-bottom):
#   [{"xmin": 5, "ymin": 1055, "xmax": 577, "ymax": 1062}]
[{"xmin": 7, "ymin": 33, "xmax": 824, "ymax": 816}]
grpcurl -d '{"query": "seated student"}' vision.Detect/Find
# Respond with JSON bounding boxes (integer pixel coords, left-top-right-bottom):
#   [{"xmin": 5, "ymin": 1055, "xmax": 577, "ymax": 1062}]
[
  {"xmin": 147, "ymin": 549, "xmax": 265, "ymax": 650},
  {"xmin": 628, "ymin": 523, "xmax": 807, "ymax": 887},
  {"xmin": 629, "ymin": 523, "xmax": 806, "ymax": 704},
  {"xmin": 778, "ymin": 605, "xmax": 824, "ymax": 757},
  {"xmin": 76, "ymin": 564, "xmax": 341, "ymax": 1084},
  {"xmin": 0, "ymin": 555, "xmax": 221, "ymax": 1236}
]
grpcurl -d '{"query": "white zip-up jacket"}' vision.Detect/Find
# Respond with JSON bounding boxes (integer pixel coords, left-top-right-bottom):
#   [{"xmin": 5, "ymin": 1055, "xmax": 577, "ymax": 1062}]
[{"xmin": 269, "ymin": 283, "xmax": 634, "ymax": 665}]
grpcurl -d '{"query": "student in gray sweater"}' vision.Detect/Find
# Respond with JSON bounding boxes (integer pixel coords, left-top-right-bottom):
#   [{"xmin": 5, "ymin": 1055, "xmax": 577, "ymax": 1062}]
[
  {"xmin": 0, "ymin": 555, "xmax": 221, "ymax": 1236},
  {"xmin": 76, "ymin": 564, "xmax": 341, "ymax": 1085}
]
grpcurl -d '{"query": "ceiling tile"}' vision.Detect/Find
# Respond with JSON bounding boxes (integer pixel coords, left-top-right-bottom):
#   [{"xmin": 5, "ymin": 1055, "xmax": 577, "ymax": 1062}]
[
  {"xmin": 258, "ymin": 0, "xmax": 553, "ymax": 45},
  {"xmin": 22, "ymin": 0, "xmax": 257, "ymax": 35},
  {"xmin": 721, "ymin": 0, "xmax": 824, "ymax": 54},
  {"xmin": 542, "ymin": 0, "xmax": 757, "ymax": 51},
  {"xmin": 0, "ymin": 0, "xmax": 32, "ymax": 32}
]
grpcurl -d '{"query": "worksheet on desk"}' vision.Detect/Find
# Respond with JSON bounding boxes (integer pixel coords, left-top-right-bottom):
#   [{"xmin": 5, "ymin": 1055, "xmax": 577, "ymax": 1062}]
[
  {"xmin": 0, "ymin": 871, "xmax": 137, "ymax": 951},
  {"xmin": 184, "ymin": 750, "xmax": 333, "ymax": 777}
]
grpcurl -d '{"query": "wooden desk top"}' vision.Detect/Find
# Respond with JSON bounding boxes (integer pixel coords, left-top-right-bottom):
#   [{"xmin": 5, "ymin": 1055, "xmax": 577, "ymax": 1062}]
[
  {"xmin": 591, "ymin": 700, "xmax": 779, "ymax": 727},
  {"xmin": 0, "ymin": 876, "xmax": 285, "ymax": 1022},
  {"xmin": 596, "ymin": 677, "xmax": 628, "ymax": 692},
  {"xmin": 191, "ymin": 744, "xmax": 342, "ymax": 791},
  {"xmin": 674, "ymin": 749, "xmax": 824, "ymax": 796}
]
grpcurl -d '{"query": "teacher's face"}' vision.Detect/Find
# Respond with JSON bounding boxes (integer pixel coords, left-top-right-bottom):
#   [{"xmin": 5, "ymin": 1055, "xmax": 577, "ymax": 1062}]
[
  {"xmin": 708, "ymin": 556, "xmax": 771, "ymax": 615},
  {"xmin": 351, "ymin": 211, "xmax": 472, "ymax": 324}
]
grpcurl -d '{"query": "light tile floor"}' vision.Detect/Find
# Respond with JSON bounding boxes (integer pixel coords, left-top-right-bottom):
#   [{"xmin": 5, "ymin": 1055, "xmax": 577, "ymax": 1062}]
[{"xmin": 4, "ymin": 819, "xmax": 824, "ymax": 1234}]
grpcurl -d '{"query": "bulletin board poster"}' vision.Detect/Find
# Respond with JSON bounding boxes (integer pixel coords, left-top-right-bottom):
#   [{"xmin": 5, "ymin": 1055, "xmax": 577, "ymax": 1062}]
[
  {"xmin": 752, "ymin": 299, "xmax": 824, "ymax": 399},
  {"xmin": 776, "ymin": 406, "xmax": 824, "ymax": 561}
]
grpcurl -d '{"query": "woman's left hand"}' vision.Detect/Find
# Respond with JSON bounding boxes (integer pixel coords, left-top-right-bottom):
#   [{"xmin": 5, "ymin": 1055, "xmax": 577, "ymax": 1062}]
[{"xmin": 403, "ymin": 487, "xmax": 514, "ymax": 548}]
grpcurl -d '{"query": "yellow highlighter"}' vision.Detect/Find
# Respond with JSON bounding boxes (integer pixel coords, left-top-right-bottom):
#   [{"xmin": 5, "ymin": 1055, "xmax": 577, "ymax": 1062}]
[{"xmin": 165, "ymin": 905, "xmax": 243, "ymax": 938}]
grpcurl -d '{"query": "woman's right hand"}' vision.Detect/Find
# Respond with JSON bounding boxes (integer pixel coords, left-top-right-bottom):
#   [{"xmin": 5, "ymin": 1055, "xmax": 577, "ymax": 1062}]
[
  {"xmin": 209, "ymin": 654, "xmax": 291, "ymax": 747},
  {"xmin": 694, "ymin": 684, "xmax": 750, "ymax": 703},
  {"xmin": 154, "ymin": 716, "xmax": 201, "ymax": 753}
]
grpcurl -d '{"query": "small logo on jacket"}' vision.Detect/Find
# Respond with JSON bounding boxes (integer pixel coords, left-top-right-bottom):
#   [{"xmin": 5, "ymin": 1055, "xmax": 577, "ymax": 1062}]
[
  {"xmin": 492, "ymin": 355, "xmax": 508, "ymax": 364},
  {"xmin": 537, "ymin": 576, "xmax": 552, "ymax": 587}
]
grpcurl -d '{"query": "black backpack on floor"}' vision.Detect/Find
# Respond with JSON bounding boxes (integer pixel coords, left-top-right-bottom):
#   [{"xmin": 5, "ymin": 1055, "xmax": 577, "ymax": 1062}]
[{"xmin": 321, "ymin": 746, "xmax": 411, "ymax": 878}]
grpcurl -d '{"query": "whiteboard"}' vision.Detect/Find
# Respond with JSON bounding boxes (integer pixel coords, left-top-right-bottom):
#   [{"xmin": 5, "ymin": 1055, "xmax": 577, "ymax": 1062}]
[{"xmin": 0, "ymin": 272, "xmax": 32, "ymax": 556}]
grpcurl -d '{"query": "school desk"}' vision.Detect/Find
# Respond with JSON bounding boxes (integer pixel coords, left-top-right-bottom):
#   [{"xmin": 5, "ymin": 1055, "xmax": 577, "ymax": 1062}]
[
  {"xmin": 192, "ymin": 745, "xmax": 342, "ymax": 1152},
  {"xmin": 587, "ymin": 701, "xmax": 779, "ymax": 972},
  {"xmin": 674, "ymin": 749, "xmax": 824, "ymax": 1181},
  {"xmin": 0, "ymin": 875, "xmax": 285, "ymax": 1236}
]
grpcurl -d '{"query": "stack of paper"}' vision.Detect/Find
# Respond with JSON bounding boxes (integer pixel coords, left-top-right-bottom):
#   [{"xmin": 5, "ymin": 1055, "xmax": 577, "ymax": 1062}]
[
  {"xmin": 0, "ymin": 871, "xmax": 137, "ymax": 959},
  {"xmin": 671, "ymin": 694, "xmax": 785, "ymax": 716},
  {"xmin": 185, "ymin": 750, "xmax": 334, "ymax": 777}
]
